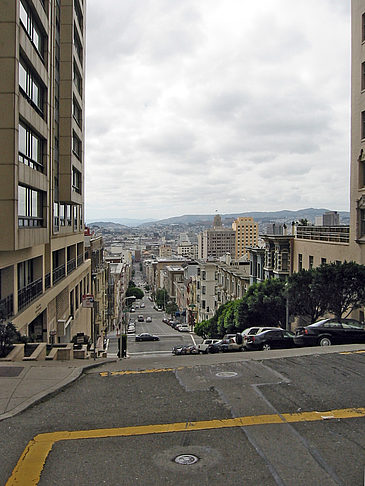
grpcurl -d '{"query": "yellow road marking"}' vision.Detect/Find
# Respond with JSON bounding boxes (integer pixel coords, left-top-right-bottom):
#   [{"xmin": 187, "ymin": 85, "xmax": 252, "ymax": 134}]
[
  {"xmin": 6, "ymin": 407, "xmax": 365, "ymax": 486},
  {"xmin": 340, "ymin": 350, "xmax": 365, "ymax": 355},
  {"xmin": 99, "ymin": 367, "xmax": 184, "ymax": 377}
]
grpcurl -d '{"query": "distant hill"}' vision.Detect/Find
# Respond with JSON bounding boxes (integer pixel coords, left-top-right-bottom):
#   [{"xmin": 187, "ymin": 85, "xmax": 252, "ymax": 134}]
[
  {"xmin": 87, "ymin": 221, "xmax": 131, "ymax": 230},
  {"xmin": 142, "ymin": 208, "xmax": 350, "ymax": 226},
  {"xmin": 87, "ymin": 217, "xmax": 156, "ymax": 227}
]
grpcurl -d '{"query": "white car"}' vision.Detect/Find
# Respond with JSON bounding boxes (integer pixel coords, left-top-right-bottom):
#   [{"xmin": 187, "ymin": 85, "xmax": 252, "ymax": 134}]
[
  {"xmin": 177, "ymin": 324, "xmax": 189, "ymax": 332},
  {"xmin": 140, "ymin": 303, "xmax": 145, "ymax": 308},
  {"xmin": 146, "ymin": 316, "xmax": 152, "ymax": 323}
]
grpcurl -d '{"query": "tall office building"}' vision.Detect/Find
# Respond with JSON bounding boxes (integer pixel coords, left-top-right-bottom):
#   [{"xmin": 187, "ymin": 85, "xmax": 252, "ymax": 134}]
[
  {"xmin": 0, "ymin": 0, "xmax": 91, "ymax": 342},
  {"xmin": 197, "ymin": 216, "xmax": 235, "ymax": 260},
  {"xmin": 232, "ymin": 217, "xmax": 258, "ymax": 259}
]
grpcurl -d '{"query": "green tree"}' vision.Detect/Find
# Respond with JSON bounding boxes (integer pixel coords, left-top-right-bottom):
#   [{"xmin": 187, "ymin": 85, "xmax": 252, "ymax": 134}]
[
  {"xmin": 287, "ymin": 269, "xmax": 327, "ymax": 323},
  {"xmin": 241, "ymin": 279, "xmax": 286, "ymax": 328},
  {"xmin": 165, "ymin": 301, "xmax": 178, "ymax": 317},
  {"xmin": 155, "ymin": 288, "xmax": 169, "ymax": 309},
  {"xmin": 217, "ymin": 300, "xmax": 240, "ymax": 335},
  {"xmin": 128, "ymin": 280, "xmax": 136, "ymax": 289},
  {"xmin": 312, "ymin": 261, "xmax": 365, "ymax": 320},
  {"xmin": 194, "ymin": 319, "xmax": 218, "ymax": 339},
  {"xmin": 126, "ymin": 287, "xmax": 144, "ymax": 300},
  {"xmin": 0, "ymin": 322, "xmax": 21, "ymax": 358}
]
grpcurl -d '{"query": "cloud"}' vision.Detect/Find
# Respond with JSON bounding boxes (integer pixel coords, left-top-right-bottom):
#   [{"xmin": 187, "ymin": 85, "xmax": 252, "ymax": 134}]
[{"xmin": 85, "ymin": 0, "xmax": 351, "ymax": 220}]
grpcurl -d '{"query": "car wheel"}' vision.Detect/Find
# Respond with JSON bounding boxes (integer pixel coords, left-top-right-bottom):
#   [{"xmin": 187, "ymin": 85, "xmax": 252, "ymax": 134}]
[
  {"xmin": 319, "ymin": 336, "xmax": 332, "ymax": 346},
  {"xmin": 262, "ymin": 343, "xmax": 271, "ymax": 351}
]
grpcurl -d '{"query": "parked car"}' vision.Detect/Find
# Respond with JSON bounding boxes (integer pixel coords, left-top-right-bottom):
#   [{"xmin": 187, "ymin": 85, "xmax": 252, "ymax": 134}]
[
  {"xmin": 130, "ymin": 307, "xmax": 135, "ymax": 313},
  {"xmin": 172, "ymin": 344, "xmax": 198, "ymax": 355},
  {"xmin": 294, "ymin": 318, "xmax": 365, "ymax": 347},
  {"xmin": 127, "ymin": 326, "xmax": 135, "ymax": 334},
  {"xmin": 162, "ymin": 318, "xmax": 169, "ymax": 324},
  {"xmin": 135, "ymin": 333, "xmax": 159, "ymax": 342},
  {"xmin": 207, "ymin": 340, "xmax": 223, "ymax": 353},
  {"xmin": 146, "ymin": 316, "xmax": 152, "ymax": 323},
  {"xmin": 177, "ymin": 324, "xmax": 189, "ymax": 332},
  {"xmin": 197, "ymin": 339, "xmax": 221, "ymax": 354},
  {"xmin": 137, "ymin": 315, "xmax": 144, "ymax": 322},
  {"xmin": 242, "ymin": 326, "xmax": 283, "ymax": 349},
  {"xmin": 245, "ymin": 329, "xmax": 296, "ymax": 351},
  {"xmin": 140, "ymin": 303, "xmax": 145, "ymax": 308},
  {"xmin": 218, "ymin": 337, "xmax": 243, "ymax": 352}
]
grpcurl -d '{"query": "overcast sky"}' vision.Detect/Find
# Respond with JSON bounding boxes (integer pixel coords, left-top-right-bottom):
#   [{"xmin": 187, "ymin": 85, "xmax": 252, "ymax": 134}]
[{"xmin": 85, "ymin": 0, "xmax": 350, "ymax": 221}]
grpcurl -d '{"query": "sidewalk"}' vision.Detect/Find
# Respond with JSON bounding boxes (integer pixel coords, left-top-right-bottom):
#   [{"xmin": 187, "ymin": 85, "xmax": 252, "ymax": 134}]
[{"xmin": 0, "ymin": 358, "xmax": 116, "ymax": 422}]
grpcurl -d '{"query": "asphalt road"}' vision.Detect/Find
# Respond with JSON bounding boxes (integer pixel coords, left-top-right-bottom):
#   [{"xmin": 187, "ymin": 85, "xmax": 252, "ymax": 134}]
[
  {"xmin": 2, "ymin": 347, "xmax": 365, "ymax": 486},
  {"xmin": 107, "ymin": 290, "xmax": 200, "ymax": 357}
]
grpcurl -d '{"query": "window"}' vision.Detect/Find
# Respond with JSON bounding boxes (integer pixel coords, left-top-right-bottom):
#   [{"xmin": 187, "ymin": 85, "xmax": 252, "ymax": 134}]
[
  {"xmin": 74, "ymin": 25, "xmax": 83, "ymax": 64},
  {"xmin": 53, "ymin": 202, "xmax": 59, "ymax": 230},
  {"xmin": 321, "ymin": 258, "xmax": 327, "ymax": 265},
  {"xmin": 59, "ymin": 204, "xmax": 65, "ymax": 226},
  {"xmin": 72, "ymin": 167, "xmax": 81, "ymax": 193},
  {"xmin": 362, "ymin": 111, "xmax": 365, "ymax": 140},
  {"xmin": 19, "ymin": 0, "xmax": 44, "ymax": 57},
  {"xmin": 72, "ymin": 131, "xmax": 81, "ymax": 159},
  {"xmin": 362, "ymin": 62, "xmax": 365, "ymax": 91},
  {"xmin": 18, "ymin": 185, "xmax": 43, "ymax": 227},
  {"xmin": 66, "ymin": 205, "xmax": 72, "ymax": 226},
  {"xmin": 74, "ymin": 0, "xmax": 83, "ymax": 30},
  {"xmin": 70, "ymin": 289, "xmax": 74, "ymax": 316},
  {"xmin": 18, "ymin": 122, "xmax": 43, "ymax": 171},
  {"xmin": 362, "ymin": 13, "xmax": 365, "ymax": 42},
  {"xmin": 18, "ymin": 259, "xmax": 33, "ymax": 289},
  {"xmin": 360, "ymin": 209, "xmax": 365, "ymax": 237},
  {"xmin": 72, "ymin": 97, "xmax": 82, "ymax": 126},
  {"xmin": 309, "ymin": 255, "xmax": 314, "ymax": 269},
  {"xmin": 73, "ymin": 205, "xmax": 78, "ymax": 230},
  {"xmin": 19, "ymin": 60, "xmax": 43, "ymax": 113},
  {"xmin": 73, "ymin": 61, "xmax": 82, "ymax": 95}
]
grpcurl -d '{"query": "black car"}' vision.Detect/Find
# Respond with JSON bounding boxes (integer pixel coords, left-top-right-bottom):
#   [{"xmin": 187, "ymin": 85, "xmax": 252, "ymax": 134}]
[
  {"xmin": 135, "ymin": 333, "xmax": 159, "ymax": 342},
  {"xmin": 207, "ymin": 340, "xmax": 223, "ymax": 353},
  {"xmin": 294, "ymin": 318, "xmax": 365, "ymax": 347},
  {"xmin": 245, "ymin": 329, "xmax": 296, "ymax": 351}
]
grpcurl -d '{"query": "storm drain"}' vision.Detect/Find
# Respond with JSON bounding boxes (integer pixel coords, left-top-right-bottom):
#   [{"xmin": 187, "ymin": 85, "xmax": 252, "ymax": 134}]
[
  {"xmin": 215, "ymin": 371, "xmax": 238, "ymax": 378},
  {"xmin": 174, "ymin": 454, "xmax": 199, "ymax": 465}
]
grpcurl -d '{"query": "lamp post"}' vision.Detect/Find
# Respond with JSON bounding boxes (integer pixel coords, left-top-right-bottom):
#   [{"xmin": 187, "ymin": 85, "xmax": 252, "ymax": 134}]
[
  {"xmin": 285, "ymin": 281, "xmax": 290, "ymax": 331},
  {"xmin": 118, "ymin": 295, "xmax": 136, "ymax": 358}
]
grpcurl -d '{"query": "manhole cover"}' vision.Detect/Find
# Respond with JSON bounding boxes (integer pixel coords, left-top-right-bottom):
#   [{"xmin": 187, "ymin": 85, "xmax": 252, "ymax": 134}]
[
  {"xmin": 174, "ymin": 454, "xmax": 199, "ymax": 465},
  {"xmin": 216, "ymin": 371, "xmax": 238, "ymax": 378}
]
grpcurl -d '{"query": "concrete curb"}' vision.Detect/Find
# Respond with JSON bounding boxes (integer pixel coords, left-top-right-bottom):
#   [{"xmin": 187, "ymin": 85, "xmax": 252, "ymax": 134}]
[{"xmin": 0, "ymin": 359, "xmax": 117, "ymax": 422}]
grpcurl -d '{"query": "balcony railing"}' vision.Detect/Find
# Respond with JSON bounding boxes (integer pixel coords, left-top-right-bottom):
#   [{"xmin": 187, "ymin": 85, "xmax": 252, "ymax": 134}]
[
  {"xmin": 53, "ymin": 264, "xmax": 65, "ymax": 284},
  {"xmin": 0, "ymin": 294, "xmax": 14, "ymax": 321},
  {"xmin": 18, "ymin": 278, "xmax": 43, "ymax": 311},
  {"xmin": 67, "ymin": 258, "xmax": 76, "ymax": 274},
  {"xmin": 45, "ymin": 273, "xmax": 51, "ymax": 290},
  {"xmin": 296, "ymin": 226, "xmax": 350, "ymax": 244},
  {"xmin": 77, "ymin": 254, "xmax": 83, "ymax": 266}
]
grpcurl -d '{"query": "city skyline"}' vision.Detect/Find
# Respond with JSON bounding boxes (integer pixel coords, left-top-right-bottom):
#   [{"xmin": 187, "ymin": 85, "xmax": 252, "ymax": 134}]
[{"xmin": 85, "ymin": 0, "xmax": 350, "ymax": 221}]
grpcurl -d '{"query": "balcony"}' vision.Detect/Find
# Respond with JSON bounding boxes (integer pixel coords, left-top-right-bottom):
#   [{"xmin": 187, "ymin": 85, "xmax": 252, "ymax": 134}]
[
  {"xmin": 53, "ymin": 264, "xmax": 66, "ymax": 285},
  {"xmin": 77, "ymin": 254, "xmax": 84, "ymax": 266},
  {"xmin": 67, "ymin": 258, "xmax": 76, "ymax": 274},
  {"xmin": 18, "ymin": 279, "xmax": 43, "ymax": 311},
  {"xmin": 296, "ymin": 226, "xmax": 350, "ymax": 244},
  {"xmin": 45, "ymin": 273, "xmax": 51, "ymax": 290},
  {"xmin": 0, "ymin": 294, "xmax": 14, "ymax": 322}
]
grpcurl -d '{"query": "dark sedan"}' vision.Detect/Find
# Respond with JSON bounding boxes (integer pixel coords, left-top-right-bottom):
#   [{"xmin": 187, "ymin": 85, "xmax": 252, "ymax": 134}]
[
  {"xmin": 245, "ymin": 329, "xmax": 296, "ymax": 351},
  {"xmin": 294, "ymin": 318, "xmax": 365, "ymax": 347},
  {"xmin": 135, "ymin": 333, "xmax": 159, "ymax": 342}
]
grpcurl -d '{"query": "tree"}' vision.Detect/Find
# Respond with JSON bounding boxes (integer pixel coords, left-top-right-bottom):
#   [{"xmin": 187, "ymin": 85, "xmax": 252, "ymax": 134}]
[
  {"xmin": 165, "ymin": 301, "xmax": 178, "ymax": 317},
  {"xmin": 155, "ymin": 289, "xmax": 169, "ymax": 310},
  {"xmin": 298, "ymin": 218, "xmax": 309, "ymax": 226},
  {"xmin": 126, "ymin": 287, "xmax": 144, "ymax": 300},
  {"xmin": 0, "ymin": 322, "xmax": 21, "ymax": 358},
  {"xmin": 240, "ymin": 279, "xmax": 286, "ymax": 328},
  {"xmin": 287, "ymin": 269, "xmax": 327, "ymax": 323},
  {"xmin": 194, "ymin": 319, "xmax": 218, "ymax": 339},
  {"xmin": 217, "ymin": 300, "xmax": 240, "ymax": 335},
  {"xmin": 128, "ymin": 280, "xmax": 136, "ymax": 289},
  {"xmin": 312, "ymin": 261, "xmax": 365, "ymax": 320}
]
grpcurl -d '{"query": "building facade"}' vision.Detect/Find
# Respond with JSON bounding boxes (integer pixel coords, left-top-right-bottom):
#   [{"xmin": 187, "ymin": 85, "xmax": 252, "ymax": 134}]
[
  {"xmin": 0, "ymin": 0, "xmax": 91, "ymax": 343},
  {"xmin": 232, "ymin": 217, "xmax": 258, "ymax": 259}
]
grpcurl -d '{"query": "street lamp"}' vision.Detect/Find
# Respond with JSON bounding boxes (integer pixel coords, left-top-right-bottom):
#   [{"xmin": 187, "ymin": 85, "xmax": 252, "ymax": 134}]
[{"xmin": 118, "ymin": 295, "xmax": 136, "ymax": 358}]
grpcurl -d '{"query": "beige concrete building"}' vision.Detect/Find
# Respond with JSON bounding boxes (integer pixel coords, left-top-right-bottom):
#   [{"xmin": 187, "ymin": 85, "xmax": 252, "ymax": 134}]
[
  {"xmin": 198, "ymin": 216, "xmax": 235, "ymax": 260},
  {"xmin": 232, "ymin": 217, "xmax": 258, "ymax": 259},
  {"xmin": 0, "ymin": 0, "xmax": 91, "ymax": 342}
]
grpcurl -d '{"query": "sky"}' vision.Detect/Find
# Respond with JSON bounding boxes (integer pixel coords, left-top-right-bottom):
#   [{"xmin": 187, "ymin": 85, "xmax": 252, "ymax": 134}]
[{"xmin": 85, "ymin": 0, "xmax": 351, "ymax": 221}]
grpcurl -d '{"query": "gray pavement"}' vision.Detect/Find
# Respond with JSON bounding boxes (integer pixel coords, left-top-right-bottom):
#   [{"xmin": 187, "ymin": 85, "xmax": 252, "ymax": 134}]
[
  {"xmin": 0, "ymin": 358, "xmax": 116, "ymax": 422},
  {"xmin": 0, "ymin": 343, "xmax": 364, "ymax": 424}
]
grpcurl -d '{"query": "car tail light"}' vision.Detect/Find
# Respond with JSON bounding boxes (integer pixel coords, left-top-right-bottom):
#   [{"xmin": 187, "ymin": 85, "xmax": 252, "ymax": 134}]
[{"xmin": 304, "ymin": 329, "xmax": 308, "ymax": 335}]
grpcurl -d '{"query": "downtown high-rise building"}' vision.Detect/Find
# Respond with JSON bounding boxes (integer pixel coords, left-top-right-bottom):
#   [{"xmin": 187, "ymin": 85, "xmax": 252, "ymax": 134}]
[
  {"xmin": 232, "ymin": 217, "xmax": 258, "ymax": 259},
  {"xmin": 0, "ymin": 0, "xmax": 91, "ymax": 342}
]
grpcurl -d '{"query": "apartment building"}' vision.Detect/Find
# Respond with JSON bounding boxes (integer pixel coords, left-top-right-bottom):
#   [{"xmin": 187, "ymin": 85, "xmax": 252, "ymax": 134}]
[
  {"xmin": 196, "ymin": 262, "xmax": 217, "ymax": 322},
  {"xmin": 232, "ymin": 217, "xmax": 258, "ymax": 259},
  {"xmin": 0, "ymin": 0, "xmax": 91, "ymax": 342}
]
